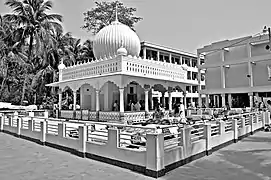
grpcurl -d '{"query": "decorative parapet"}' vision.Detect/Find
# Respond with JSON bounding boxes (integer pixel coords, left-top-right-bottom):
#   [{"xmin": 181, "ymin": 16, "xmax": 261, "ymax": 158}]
[{"xmin": 61, "ymin": 55, "xmax": 188, "ymax": 83}]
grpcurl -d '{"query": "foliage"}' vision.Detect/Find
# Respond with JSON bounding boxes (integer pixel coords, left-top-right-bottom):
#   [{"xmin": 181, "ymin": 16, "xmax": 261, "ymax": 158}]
[
  {"xmin": 82, "ymin": 0, "xmax": 143, "ymax": 34},
  {"xmin": 0, "ymin": 0, "xmax": 140, "ymax": 107}
]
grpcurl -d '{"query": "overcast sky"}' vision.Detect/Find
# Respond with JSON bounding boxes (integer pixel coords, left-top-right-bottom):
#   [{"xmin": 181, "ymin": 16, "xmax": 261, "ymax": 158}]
[{"xmin": 1, "ymin": 0, "xmax": 271, "ymax": 53}]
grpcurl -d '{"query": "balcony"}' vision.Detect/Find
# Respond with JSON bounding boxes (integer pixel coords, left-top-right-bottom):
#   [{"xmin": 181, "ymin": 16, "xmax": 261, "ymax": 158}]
[{"xmin": 61, "ymin": 55, "xmax": 188, "ymax": 83}]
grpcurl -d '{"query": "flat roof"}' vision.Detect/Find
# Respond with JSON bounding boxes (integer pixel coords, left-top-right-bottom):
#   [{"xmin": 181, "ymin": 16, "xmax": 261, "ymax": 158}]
[{"xmin": 141, "ymin": 41, "xmax": 199, "ymax": 58}]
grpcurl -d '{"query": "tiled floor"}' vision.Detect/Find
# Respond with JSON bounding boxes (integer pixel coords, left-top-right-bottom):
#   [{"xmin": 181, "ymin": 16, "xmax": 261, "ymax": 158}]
[{"xmin": 0, "ymin": 131, "xmax": 270, "ymax": 180}]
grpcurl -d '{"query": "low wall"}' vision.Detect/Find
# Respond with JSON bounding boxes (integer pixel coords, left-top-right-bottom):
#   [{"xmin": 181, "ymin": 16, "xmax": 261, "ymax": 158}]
[{"xmin": 0, "ymin": 111, "xmax": 267, "ymax": 178}]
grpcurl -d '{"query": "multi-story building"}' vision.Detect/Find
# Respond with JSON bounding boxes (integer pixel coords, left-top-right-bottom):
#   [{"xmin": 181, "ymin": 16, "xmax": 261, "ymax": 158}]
[
  {"xmin": 140, "ymin": 41, "xmax": 206, "ymax": 108},
  {"xmin": 197, "ymin": 32, "xmax": 271, "ymax": 108}
]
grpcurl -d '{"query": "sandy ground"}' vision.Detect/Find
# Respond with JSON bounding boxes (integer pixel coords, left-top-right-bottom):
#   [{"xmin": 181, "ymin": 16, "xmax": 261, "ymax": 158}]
[{"xmin": 0, "ymin": 131, "xmax": 270, "ymax": 180}]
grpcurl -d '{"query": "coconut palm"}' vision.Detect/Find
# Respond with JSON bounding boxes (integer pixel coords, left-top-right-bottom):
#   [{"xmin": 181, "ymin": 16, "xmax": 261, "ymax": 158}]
[
  {"xmin": 81, "ymin": 39, "xmax": 95, "ymax": 62},
  {"xmin": 0, "ymin": 15, "xmax": 28, "ymax": 102},
  {"xmin": 4, "ymin": 0, "xmax": 63, "ymax": 105}
]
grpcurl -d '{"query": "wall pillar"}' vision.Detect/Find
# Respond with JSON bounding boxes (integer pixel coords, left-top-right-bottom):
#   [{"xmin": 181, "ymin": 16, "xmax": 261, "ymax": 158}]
[
  {"xmin": 157, "ymin": 51, "xmax": 160, "ymax": 61},
  {"xmin": 197, "ymin": 53, "xmax": 202, "ymax": 108},
  {"xmin": 183, "ymin": 92, "xmax": 187, "ymax": 109},
  {"xmin": 58, "ymin": 89, "xmax": 62, "ymax": 110},
  {"xmin": 146, "ymin": 133, "xmax": 165, "ymax": 178}
]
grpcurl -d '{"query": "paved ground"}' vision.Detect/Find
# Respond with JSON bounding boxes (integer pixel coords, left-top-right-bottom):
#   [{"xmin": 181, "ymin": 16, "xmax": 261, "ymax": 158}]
[{"xmin": 0, "ymin": 132, "xmax": 270, "ymax": 180}]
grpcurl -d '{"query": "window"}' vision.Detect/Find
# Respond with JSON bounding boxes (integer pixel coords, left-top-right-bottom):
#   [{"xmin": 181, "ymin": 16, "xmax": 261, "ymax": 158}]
[
  {"xmin": 201, "ymin": 85, "xmax": 205, "ymax": 90},
  {"xmin": 192, "ymin": 59, "xmax": 197, "ymax": 67},
  {"xmin": 201, "ymin": 74, "xmax": 205, "ymax": 81},
  {"xmin": 187, "ymin": 71, "xmax": 191, "ymax": 80}
]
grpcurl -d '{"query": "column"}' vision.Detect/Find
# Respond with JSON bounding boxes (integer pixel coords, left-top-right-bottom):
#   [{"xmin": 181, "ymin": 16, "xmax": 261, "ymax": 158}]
[
  {"xmin": 221, "ymin": 50, "xmax": 226, "ymax": 89},
  {"xmin": 183, "ymin": 92, "xmax": 187, "ymax": 109},
  {"xmin": 247, "ymin": 43, "xmax": 253, "ymax": 87},
  {"xmin": 95, "ymin": 90, "xmax": 100, "ymax": 111},
  {"xmin": 249, "ymin": 92, "xmax": 253, "ymax": 108},
  {"xmin": 143, "ymin": 47, "xmax": 147, "ymax": 59},
  {"xmin": 73, "ymin": 90, "xmax": 77, "ymax": 111},
  {"xmin": 58, "ymin": 89, "xmax": 62, "ymax": 110},
  {"xmin": 168, "ymin": 92, "xmax": 173, "ymax": 111},
  {"xmin": 119, "ymin": 88, "xmax": 124, "ymax": 113},
  {"xmin": 206, "ymin": 94, "xmax": 209, "ymax": 108},
  {"xmin": 157, "ymin": 51, "xmax": 160, "ymax": 61},
  {"xmin": 213, "ymin": 95, "xmax": 217, "ymax": 107},
  {"xmin": 144, "ymin": 89, "xmax": 149, "ymax": 112},
  {"xmin": 161, "ymin": 92, "xmax": 165, "ymax": 108},
  {"xmin": 228, "ymin": 94, "xmax": 232, "ymax": 108},
  {"xmin": 197, "ymin": 53, "xmax": 202, "ymax": 107},
  {"xmin": 221, "ymin": 93, "xmax": 226, "ymax": 107},
  {"xmin": 217, "ymin": 95, "xmax": 221, "ymax": 107},
  {"xmin": 169, "ymin": 53, "xmax": 172, "ymax": 63}
]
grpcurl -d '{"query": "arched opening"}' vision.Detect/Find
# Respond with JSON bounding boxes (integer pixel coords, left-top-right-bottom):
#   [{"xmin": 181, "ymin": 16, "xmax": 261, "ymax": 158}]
[
  {"xmin": 124, "ymin": 81, "xmax": 145, "ymax": 111},
  {"xmin": 79, "ymin": 84, "xmax": 96, "ymax": 111},
  {"xmin": 152, "ymin": 84, "xmax": 167, "ymax": 109},
  {"xmin": 100, "ymin": 81, "xmax": 119, "ymax": 111},
  {"xmin": 62, "ymin": 86, "xmax": 73, "ymax": 110}
]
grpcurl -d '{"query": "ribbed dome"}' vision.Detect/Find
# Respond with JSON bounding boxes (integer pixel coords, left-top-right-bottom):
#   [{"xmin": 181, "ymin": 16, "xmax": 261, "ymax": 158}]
[{"xmin": 93, "ymin": 20, "xmax": 141, "ymax": 59}]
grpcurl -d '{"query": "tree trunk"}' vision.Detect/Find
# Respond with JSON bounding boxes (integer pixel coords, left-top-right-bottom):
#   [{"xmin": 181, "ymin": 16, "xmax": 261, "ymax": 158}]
[
  {"xmin": 0, "ymin": 77, "xmax": 7, "ymax": 101},
  {"xmin": 20, "ymin": 76, "xmax": 28, "ymax": 105}
]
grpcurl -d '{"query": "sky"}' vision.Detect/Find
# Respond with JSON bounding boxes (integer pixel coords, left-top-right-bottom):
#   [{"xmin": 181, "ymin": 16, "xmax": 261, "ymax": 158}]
[{"xmin": 1, "ymin": 0, "xmax": 271, "ymax": 53}]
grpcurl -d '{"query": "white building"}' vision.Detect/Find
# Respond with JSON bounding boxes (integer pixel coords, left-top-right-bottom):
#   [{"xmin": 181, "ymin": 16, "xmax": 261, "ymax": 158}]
[
  {"xmin": 47, "ymin": 12, "xmax": 200, "ymax": 122},
  {"xmin": 139, "ymin": 41, "xmax": 206, "ymax": 108}
]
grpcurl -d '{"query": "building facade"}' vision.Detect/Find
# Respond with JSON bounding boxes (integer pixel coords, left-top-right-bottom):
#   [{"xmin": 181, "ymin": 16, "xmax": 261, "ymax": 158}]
[
  {"xmin": 140, "ymin": 41, "xmax": 206, "ymax": 108},
  {"xmin": 197, "ymin": 33, "xmax": 271, "ymax": 108},
  {"xmin": 47, "ymin": 13, "xmax": 200, "ymax": 122}
]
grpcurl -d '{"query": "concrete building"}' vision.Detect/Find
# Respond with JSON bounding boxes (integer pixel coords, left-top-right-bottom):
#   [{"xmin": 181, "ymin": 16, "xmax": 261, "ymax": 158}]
[
  {"xmin": 197, "ymin": 33, "xmax": 271, "ymax": 108},
  {"xmin": 140, "ymin": 41, "xmax": 206, "ymax": 108},
  {"xmin": 47, "ymin": 10, "xmax": 199, "ymax": 122}
]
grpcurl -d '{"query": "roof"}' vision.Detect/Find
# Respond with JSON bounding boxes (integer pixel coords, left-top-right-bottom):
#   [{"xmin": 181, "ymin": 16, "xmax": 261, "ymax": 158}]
[{"xmin": 141, "ymin": 41, "xmax": 199, "ymax": 58}]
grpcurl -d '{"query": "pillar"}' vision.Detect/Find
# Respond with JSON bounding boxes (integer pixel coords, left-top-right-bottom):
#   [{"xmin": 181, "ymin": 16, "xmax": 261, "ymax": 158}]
[
  {"xmin": 144, "ymin": 89, "xmax": 149, "ymax": 112},
  {"xmin": 168, "ymin": 92, "xmax": 172, "ymax": 111},
  {"xmin": 119, "ymin": 88, "xmax": 124, "ymax": 113},
  {"xmin": 221, "ymin": 93, "xmax": 226, "ymax": 107},
  {"xmin": 169, "ymin": 53, "xmax": 172, "ymax": 63},
  {"xmin": 197, "ymin": 53, "xmax": 202, "ymax": 108},
  {"xmin": 73, "ymin": 90, "xmax": 77, "ymax": 111},
  {"xmin": 213, "ymin": 95, "xmax": 217, "ymax": 107},
  {"xmin": 143, "ymin": 47, "xmax": 147, "ymax": 59},
  {"xmin": 249, "ymin": 92, "xmax": 253, "ymax": 108},
  {"xmin": 95, "ymin": 90, "xmax": 100, "ymax": 111},
  {"xmin": 157, "ymin": 51, "xmax": 160, "ymax": 61},
  {"xmin": 183, "ymin": 92, "xmax": 187, "ymax": 109},
  {"xmin": 206, "ymin": 94, "xmax": 209, "ymax": 108},
  {"xmin": 247, "ymin": 43, "xmax": 254, "ymax": 88},
  {"xmin": 228, "ymin": 94, "xmax": 232, "ymax": 108},
  {"xmin": 161, "ymin": 92, "xmax": 165, "ymax": 108},
  {"xmin": 58, "ymin": 90, "xmax": 62, "ymax": 110}
]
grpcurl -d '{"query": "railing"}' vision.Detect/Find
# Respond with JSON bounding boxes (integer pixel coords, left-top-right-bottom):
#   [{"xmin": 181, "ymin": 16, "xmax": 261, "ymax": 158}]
[
  {"xmin": 33, "ymin": 119, "xmax": 41, "ymax": 132},
  {"xmin": 224, "ymin": 121, "xmax": 232, "ymax": 132},
  {"xmin": 47, "ymin": 120, "xmax": 59, "ymax": 135},
  {"xmin": 87, "ymin": 125, "xmax": 108, "ymax": 144},
  {"xmin": 62, "ymin": 56, "xmax": 188, "ymax": 83},
  {"xmin": 191, "ymin": 125, "xmax": 204, "ymax": 141},
  {"xmin": 211, "ymin": 124, "xmax": 219, "ymax": 136},
  {"xmin": 99, "ymin": 112, "xmax": 120, "ymax": 122},
  {"xmin": 60, "ymin": 110, "xmax": 74, "ymax": 119},
  {"xmin": 124, "ymin": 111, "xmax": 146, "ymax": 122}
]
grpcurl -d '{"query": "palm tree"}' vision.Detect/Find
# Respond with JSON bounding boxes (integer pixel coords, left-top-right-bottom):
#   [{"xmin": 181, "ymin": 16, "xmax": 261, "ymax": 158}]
[
  {"xmin": 0, "ymin": 15, "xmax": 27, "ymax": 102},
  {"xmin": 81, "ymin": 39, "xmax": 95, "ymax": 62},
  {"xmin": 4, "ymin": 0, "xmax": 63, "ymax": 105}
]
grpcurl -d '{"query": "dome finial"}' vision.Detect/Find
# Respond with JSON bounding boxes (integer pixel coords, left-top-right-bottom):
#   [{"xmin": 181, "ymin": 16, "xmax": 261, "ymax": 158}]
[{"xmin": 115, "ymin": 1, "xmax": 119, "ymax": 22}]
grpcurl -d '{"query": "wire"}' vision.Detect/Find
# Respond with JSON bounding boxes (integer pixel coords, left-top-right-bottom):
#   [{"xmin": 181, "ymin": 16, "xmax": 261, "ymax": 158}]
[{"xmin": 202, "ymin": 32, "xmax": 263, "ymax": 57}]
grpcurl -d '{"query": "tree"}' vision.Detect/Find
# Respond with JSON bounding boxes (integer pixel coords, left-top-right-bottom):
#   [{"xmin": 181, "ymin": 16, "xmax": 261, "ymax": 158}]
[
  {"xmin": 82, "ymin": 1, "xmax": 143, "ymax": 35},
  {"xmin": 4, "ymin": 0, "xmax": 63, "ymax": 105}
]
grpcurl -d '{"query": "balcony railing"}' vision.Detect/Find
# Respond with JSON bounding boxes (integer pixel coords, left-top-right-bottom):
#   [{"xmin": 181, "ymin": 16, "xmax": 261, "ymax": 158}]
[{"xmin": 61, "ymin": 56, "xmax": 187, "ymax": 83}]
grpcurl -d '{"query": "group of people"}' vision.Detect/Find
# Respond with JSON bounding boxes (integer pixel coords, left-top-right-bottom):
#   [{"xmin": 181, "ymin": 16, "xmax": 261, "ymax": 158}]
[{"xmin": 127, "ymin": 100, "xmax": 142, "ymax": 111}]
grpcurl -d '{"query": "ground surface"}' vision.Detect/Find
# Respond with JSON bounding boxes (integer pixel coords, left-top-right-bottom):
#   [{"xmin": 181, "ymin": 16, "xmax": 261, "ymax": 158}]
[{"xmin": 0, "ymin": 131, "xmax": 270, "ymax": 180}]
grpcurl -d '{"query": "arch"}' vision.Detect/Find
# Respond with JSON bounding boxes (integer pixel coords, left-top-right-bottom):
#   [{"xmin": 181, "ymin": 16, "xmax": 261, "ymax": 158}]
[
  {"xmin": 174, "ymin": 85, "xmax": 184, "ymax": 92},
  {"xmin": 152, "ymin": 84, "xmax": 167, "ymax": 93},
  {"xmin": 99, "ymin": 81, "xmax": 120, "ymax": 111}
]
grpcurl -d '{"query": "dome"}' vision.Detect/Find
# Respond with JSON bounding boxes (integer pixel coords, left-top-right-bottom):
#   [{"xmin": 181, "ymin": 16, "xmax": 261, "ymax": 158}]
[
  {"xmin": 58, "ymin": 62, "xmax": 66, "ymax": 70},
  {"xmin": 93, "ymin": 20, "xmax": 141, "ymax": 59},
  {"xmin": 117, "ymin": 47, "xmax": 128, "ymax": 56}
]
